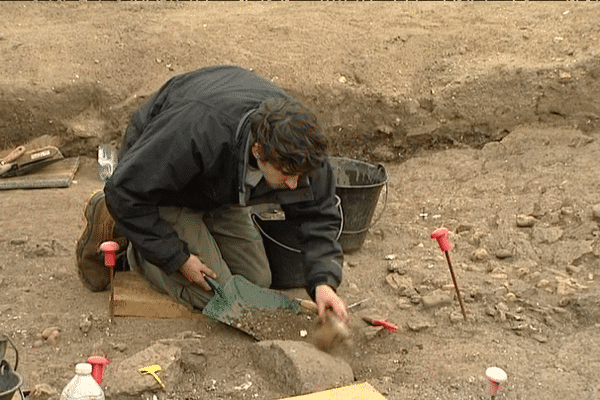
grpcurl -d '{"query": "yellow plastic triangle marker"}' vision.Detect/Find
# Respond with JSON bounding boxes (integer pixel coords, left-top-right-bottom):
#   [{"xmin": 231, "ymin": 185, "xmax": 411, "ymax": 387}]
[{"xmin": 139, "ymin": 365, "xmax": 165, "ymax": 388}]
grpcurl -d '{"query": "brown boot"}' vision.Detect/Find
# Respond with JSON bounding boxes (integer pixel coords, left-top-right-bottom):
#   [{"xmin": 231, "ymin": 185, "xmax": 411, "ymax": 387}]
[{"xmin": 76, "ymin": 191, "xmax": 128, "ymax": 292}]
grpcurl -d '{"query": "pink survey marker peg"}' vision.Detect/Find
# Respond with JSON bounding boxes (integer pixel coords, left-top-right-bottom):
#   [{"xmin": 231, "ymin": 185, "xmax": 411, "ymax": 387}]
[
  {"xmin": 99, "ymin": 241, "xmax": 120, "ymax": 267},
  {"xmin": 100, "ymin": 241, "xmax": 120, "ymax": 318},
  {"xmin": 87, "ymin": 356, "xmax": 109, "ymax": 385},
  {"xmin": 431, "ymin": 227, "xmax": 466, "ymax": 320},
  {"xmin": 431, "ymin": 227, "xmax": 452, "ymax": 252},
  {"xmin": 484, "ymin": 367, "xmax": 507, "ymax": 399}
]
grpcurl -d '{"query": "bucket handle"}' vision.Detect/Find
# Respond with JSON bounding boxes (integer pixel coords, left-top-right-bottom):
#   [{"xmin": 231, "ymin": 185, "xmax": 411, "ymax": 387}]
[
  {"xmin": 0, "ymin": 334, "xmax": 18, "ymax": 371},
  {"xmin": 340, "ymin": 164, "xmax": 388, "ymax": 235},
  {"xmin": 251, "ymin": 195, "xmax": 344, "ymax": 253}
]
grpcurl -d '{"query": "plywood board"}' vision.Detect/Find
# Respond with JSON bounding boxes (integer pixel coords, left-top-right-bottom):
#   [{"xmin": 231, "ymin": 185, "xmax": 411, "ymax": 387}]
[
  {"xmin": 278, "ymin": 382, "xmax": 387, "ymax": 400},
  {"xmin": 112, "ymin": 270, "xmax": 202, "ymax": 319},
  {"xmin": 0, "ymin": 157, "xmax": 80, "ymax": 190}
]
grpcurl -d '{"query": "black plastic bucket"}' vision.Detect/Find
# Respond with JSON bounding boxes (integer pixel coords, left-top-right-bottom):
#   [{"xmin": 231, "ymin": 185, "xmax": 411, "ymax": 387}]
[
  {"xmin": 330, "ymin": 157, "xmax": 387, "ymax": 253},
  {"xmin": 252, "ymin": 195, "xmax": 343, "ymax": 290},
  {"xmin": 0, "ymin": 361, "xmax": 23, "ymax": 400},
  {"xmin": 253, "ymin": 157, "xmax": 387, "ymax": 289},
  {"xmin": 252, "ymin": 214, "xmax": 304, "ymax": 289}
]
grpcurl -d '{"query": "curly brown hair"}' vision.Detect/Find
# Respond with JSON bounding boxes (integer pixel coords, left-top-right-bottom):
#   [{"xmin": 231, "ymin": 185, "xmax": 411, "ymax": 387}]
[{"xmin": 250, "ymin": 97, "xmax": 328, "ymax": 174}]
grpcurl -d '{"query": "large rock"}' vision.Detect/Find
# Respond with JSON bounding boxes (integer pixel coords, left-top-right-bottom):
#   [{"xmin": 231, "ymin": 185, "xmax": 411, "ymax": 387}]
[
  {"xmin": 250, "ymin": 340, "xmax": 354, "ymax": 396},
  {"xmin": 103, "ymin": 342, "xmax": 182, "ymax": 397}
]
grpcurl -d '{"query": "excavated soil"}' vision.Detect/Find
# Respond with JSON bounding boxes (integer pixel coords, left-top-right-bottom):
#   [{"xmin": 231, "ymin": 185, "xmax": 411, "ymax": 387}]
[{"xmin": 1, "ymin": 3, "xmax": 600, "ymax": 400}]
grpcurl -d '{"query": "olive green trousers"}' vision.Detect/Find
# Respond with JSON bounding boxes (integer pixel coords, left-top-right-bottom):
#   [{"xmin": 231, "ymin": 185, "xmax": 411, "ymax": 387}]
[{"xmin": 127, "ymin": 206, "xmax": 271, "ymax": 310}]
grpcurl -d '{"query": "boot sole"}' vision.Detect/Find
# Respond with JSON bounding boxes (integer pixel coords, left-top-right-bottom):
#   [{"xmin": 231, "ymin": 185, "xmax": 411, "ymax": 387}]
[
  {"xmin": 76, "ymin": 191, "xmax": 106, "ymax": 261},
  {"xmin": 75, "ymin": 191, "xmax": 107, "ymax": 289}
]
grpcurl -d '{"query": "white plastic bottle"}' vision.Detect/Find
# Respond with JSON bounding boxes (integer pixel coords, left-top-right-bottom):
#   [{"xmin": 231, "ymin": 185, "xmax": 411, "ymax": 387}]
[{"xmin": 60, "ymin": 363, "xmax": 105, "ymax": 400}]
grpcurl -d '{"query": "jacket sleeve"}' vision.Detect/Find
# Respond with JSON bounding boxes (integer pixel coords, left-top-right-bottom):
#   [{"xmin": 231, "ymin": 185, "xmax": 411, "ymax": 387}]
[
  {"xmin": 282, "ymin": 163, "xmax": 343, "ymax": 300},
  {"xmin": 104, "ymin": 104, "xmax": 220, "ymax": 274}
]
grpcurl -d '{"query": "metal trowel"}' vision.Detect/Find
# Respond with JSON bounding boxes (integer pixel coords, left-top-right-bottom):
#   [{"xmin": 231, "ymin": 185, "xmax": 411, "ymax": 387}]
[{"xmin": 202, "ymin": 275, "xmax": 316, "ymax": 340}]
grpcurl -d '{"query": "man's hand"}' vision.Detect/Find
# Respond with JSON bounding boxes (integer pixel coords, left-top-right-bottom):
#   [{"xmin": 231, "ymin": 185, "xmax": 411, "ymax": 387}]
[
  {"xmin": 180, "ymin": 254, "xmax": 217, "ymax": 291},
  {"xmin": 315, "ymin": 284, "xmax": 348, "ymax": 323}
]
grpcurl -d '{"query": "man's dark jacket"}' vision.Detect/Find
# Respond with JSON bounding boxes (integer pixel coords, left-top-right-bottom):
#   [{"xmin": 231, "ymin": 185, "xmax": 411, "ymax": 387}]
[{"xmin": 104, "ymin": 65, "xmax": 343, "ymax": 297}]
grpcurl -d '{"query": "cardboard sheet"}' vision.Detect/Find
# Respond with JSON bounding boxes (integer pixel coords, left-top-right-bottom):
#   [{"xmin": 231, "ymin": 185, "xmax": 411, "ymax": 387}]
[{"xmin": 279, "ymin": 382, "xmax": 387, "ymax": 400}]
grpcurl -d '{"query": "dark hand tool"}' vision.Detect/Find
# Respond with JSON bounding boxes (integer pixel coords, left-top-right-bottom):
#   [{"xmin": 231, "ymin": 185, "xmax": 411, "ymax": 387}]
[
  {"xmin": 0, "ymin": 145, "xmax": 26, "ymax": 165},
  {"xmin": 0, "ymin": 146, "xmax": 63, "ymax": 178},
  {"xmin": 362, "ymin": 316, "xmax": 398, "ymax": 331}
]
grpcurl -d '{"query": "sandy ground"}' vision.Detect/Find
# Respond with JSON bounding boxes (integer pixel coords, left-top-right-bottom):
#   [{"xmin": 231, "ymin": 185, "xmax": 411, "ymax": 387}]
[{"xmin": 1, "ymin": 3, "xmax": 600, "ymax": 400}]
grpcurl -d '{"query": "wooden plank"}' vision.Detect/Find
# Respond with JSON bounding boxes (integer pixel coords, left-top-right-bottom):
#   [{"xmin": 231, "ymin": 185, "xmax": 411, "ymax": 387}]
[
  {"xmin": 112, "ymin": 270, "xmax": 202, "ymax": 319},
  {"xmin": 278, "ymin": 382, "xmax": 387, "ymax": 400},
  {"xmin": 0, "ymin": 157, "xmax": 80, "ymax": 190}
]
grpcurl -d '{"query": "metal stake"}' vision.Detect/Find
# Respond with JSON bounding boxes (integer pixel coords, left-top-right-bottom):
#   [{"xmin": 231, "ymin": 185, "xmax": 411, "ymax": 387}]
[
  {"xmin": 100, "ymin": 241, "xmax": 120, "ymax": 321},
  {"xmin": 431, "ymin": 228, "xmax": 467, "ymax": 320}
]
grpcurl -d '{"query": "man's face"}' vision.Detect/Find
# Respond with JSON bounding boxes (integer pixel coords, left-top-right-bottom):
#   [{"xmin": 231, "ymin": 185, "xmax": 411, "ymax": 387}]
[
  {"xmin": 252, "ymin": 143, "xmax": 300, "ymax": 190},
  {"xmin": 257, "ymin": 159, "xmax": 300, "ymax": 190}
]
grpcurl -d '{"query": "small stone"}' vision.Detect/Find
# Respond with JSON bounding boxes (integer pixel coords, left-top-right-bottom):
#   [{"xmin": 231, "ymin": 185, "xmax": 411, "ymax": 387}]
[
  {"xmin": 32, "ymin": 340, "xmax": 44, "ymax": 348},
  {"xmin": 505, "ymin": 312, "xmax": 523, "ymax": 321},
  {"xmin": 46, "ymin": 330, "xmax": 60, "ymax": 345},
  {"xmin": 504, "ymin": 292, "xmax": 517, "ymax": 302},
  {"xmin": 532, "ymin": 226, "xmax": 563, "ymax": 244},
  {"xmin": 516, "ymin": 214, "xmax": 536, "ymax": 227},
  {"xmin": 558, "ymin": 297, "xmax": 570, "ymax": 307},
  {"xmin": 9, "ymin": 236, "xmax": 28, "ymax": 245},
  {"xmin": 41, "ymin": 327, "xmax": 60, "ymax": 340},
  {"xmin": 397, "ymin": 298, "xmax": 412, "ymax": 309},
  {"xmin": 544, "ymin": 315, "xmax": 557, "ymax": 327},
  {"xmin": 566, "ymin": 265, "xmax": 581, "ymax": 275},
  {"xmin": 79, "ymin": 318, "xmax": 92, "ymax": 334},
  {"xmin": 386, "ymin": 273, "xmax": 414, "ymax": 293},
  {"xmin": 471, "ymin": 248, "xmax": 489, "ymax": 262},
  {"xmin": 455, "ymin": 224, "xmax": 472, "ymax": 234},
  {"xmin": 592, "ymin": 204, "xmax": 600, "ymax": 222},
  {"xmin": 387, "ymin": 260, "xmax": 408, "ymax": 274},
  {"xmin": 531, "ymin": 333, "xmax": 548, "ymax": 343},
  {"xmin": 376, "ymin": 124, "xmax": 394, "ymax": 136},
  {"xmin": 495, "ymin": 249, "xmax": 513, "ymax": 259},
  {"xmin": 536, "ymin": 279, "xmax": 550, "ymax": 288},
  {"xmin": 449, "ymin": 311, "xmax": 465, "ymax": 323},
  {"xmin": 406, "ymin": 318, "xmax": 434, "ymax": 332},
  {"xmin": 112, "ymin": 342, "xmax": 128, "ymax": 352},
  {"xmin": 516, "ymin": 267, "xmax": 530, "ymax": 278},
  {"xmin": 421, "ymin": 292, "xmax": 452, "ymax": 309},
  {"xmin": 385, "ymin": 273, "xmax": 401, "ymax": 290}
]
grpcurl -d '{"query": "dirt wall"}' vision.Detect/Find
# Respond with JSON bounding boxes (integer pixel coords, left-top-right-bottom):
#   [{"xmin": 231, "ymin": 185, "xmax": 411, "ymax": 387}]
[{"xmin": 1, "ymin": 3, "xmax": 599, "ymax": 162}]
